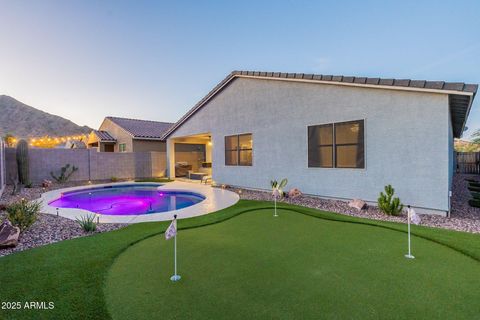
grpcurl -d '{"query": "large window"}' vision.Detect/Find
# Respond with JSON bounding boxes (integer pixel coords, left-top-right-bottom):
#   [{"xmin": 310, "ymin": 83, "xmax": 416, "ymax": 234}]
[
  {"xmin": 225, "ymin": 134, "xmax": 253, "ymax": 166},
  {"xmin": 308, "ymin": 120, "xmax": 364, "ymax": 169}
]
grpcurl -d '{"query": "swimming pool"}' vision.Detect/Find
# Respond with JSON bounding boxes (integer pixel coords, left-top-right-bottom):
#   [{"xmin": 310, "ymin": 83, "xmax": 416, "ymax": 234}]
[{"xmin": 48, "ymin": 184, "xmax": 205, "ymax": 215}]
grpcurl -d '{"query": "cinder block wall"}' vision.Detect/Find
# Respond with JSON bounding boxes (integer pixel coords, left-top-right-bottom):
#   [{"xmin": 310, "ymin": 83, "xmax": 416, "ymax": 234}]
[
  {"xmin": 0, "ymin": 140, "xmax": 5, "ymax": 196},
  {"xmin": 5, "ymin": 148, "xmax": 172, "ymax": 183}
]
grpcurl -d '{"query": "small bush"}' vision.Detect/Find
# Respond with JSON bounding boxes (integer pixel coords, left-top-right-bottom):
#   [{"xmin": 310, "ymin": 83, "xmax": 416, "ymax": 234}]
[
  {"xmin": 75, "ymin": 214, "xmax": 97, "ymax": 232},
  {"xmin": 469, "ymin": 199, "xmax": 480, "ymax": 208},
  {"xmin": 378, "ymin": 184, "xmax": 404, "ymax": 216},
  {"xmin": 110, "ymin": 176, "xmax": 119, "ymax": 182},
  {"xmin": 51, "ymin": 164, "xmax": 78, "ymax": 183},
  {"xmin": 469, "ymin": 182, "xmax": 480, "ymax": 188},
  {"xmin": 6, "ymin": 199, "xmax": 41, "ymax": 231},
  {"xmin": 468, "ymin": 186, "xmax": 480, "ymax": 192},
  {"xmin": 471, "ymin": 192, "xmax": 480, "ymax": 200}
]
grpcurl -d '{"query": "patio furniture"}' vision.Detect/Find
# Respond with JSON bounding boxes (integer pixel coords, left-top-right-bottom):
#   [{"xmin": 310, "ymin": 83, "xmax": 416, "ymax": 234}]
[
  {"xmin": 201, "ymin": 175, "xmax": 212, "ymax": 184},
  {"xmin": 175, "ymin": 162, "xmax": 192, "ymax": 177},
  {"xmin": 189, "ymin": 172, "xmax": 208, "ymax": 180}
]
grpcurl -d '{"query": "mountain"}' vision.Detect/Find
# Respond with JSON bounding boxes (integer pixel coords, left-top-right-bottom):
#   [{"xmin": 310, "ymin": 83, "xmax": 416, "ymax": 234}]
[{"xmin": 0, "ymin": 95, "xmax": 92, "ymax": 138}]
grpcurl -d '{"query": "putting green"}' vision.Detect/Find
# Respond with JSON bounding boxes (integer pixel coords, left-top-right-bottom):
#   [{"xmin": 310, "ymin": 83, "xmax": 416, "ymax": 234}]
[{"xmin": 105, "ymin": 209, "xmax": 480, "ymax": 319}]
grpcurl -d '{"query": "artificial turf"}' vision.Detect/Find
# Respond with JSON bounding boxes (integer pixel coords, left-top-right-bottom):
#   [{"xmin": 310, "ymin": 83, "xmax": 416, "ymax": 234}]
[{"xmin": 1, "ymin": 200, "xmax": 480, "ymax": 319}]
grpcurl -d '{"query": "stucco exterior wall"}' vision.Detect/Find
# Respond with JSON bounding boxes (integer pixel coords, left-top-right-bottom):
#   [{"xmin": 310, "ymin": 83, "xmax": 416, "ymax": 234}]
[
  {"xmin": 168, "ymin": 78, "xmax": 451, "ymax": 214},
  {"xmin": 133, "ymin": 140, "xmax": 166, "ymax": 152}
]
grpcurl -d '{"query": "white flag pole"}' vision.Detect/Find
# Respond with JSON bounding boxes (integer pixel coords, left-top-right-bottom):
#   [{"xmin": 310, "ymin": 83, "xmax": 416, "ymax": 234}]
[
  {"xmin": 405, "ymin": 205, "xmax": 415, "ymax": 259},
  {"xmin": 274, "ymin": 193, "xmax": 277, "ymax": 217},
  {"xmin": 170, "ymin": 214, "xmax": 181, "ymax": 282}
]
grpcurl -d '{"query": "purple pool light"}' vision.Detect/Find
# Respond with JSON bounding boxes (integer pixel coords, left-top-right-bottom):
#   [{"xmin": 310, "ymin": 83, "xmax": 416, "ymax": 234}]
[{"xmin": 49, "ymin": 184, "xmax": 205, "ymax": 215}]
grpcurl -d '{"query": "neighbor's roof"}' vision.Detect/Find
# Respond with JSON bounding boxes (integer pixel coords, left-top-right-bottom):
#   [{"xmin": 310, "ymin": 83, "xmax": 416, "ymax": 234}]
[
  {"xmin": 106, "ymin": 117, "xmax": 174, "ymax": 140},
  {"xmin": 92, "ymin": 130, "xmax": 116, "ymax": 142},
  {"xmin": 163, "ymin": 71, "xmax": 478, "ymax": 139}
]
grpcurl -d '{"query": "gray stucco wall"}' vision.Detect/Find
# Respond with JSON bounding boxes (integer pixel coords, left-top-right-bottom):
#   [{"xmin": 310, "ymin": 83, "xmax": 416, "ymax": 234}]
[
  {"xmin": 5, "ymin": 148, "xmax": 169, "ymax": 182},
  {"xmin": 168, "ymin": 78, "xmax": 451, "ymax": 214},
  {"xmin": 133, "ymin": 140, "xmax": 166, "ymax": 152}
]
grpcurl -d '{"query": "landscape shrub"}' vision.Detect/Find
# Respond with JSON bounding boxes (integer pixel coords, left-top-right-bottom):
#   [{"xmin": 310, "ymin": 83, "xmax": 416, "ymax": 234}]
[
  {"xmin": 468, "ymin": 199, "xmax": 480, "ymax": 208},
  {"xmin": 378, "ymin": 184, "xmax": 404, "ymax": 216},
  {"xmin": 111, "ymin": 176, "xmax": 119, "ymax": 182},
  {"xmin": 51, "ymin": 164, "xmax": 78, "ymax": 183},
  {"xmin": 75, "ymin": 214, "xmax": 97, "ymax": 232},
  {"xmin": 468, "ymin": 181, "xmax": 480, "ymax": 188},
  {"xmin": 6, "ymin": 199, "xmax": 41, "ymax": 231},
  {"xmin": 467, "ymin": 185, "xmax": 480, "ymax": 192}
]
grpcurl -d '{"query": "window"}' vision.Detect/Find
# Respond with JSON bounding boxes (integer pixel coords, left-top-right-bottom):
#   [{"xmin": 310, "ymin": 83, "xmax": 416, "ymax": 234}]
[
  {"xmin": 225, "ymin": 134, "xmax": 253, "ymax": 166},
  {"xmin": 308, "ymin": 120, "xmax": 364, "ymax": 169},
  {"xmin": 119, "ymin": 143, "xmax": 127, "ymax": 152}
]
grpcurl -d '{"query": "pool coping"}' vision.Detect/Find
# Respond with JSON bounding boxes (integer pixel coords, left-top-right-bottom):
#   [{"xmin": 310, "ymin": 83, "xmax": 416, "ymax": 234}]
[{"xmin": 40, "ymin": 181, "xmax": 240, "ymax": 224}]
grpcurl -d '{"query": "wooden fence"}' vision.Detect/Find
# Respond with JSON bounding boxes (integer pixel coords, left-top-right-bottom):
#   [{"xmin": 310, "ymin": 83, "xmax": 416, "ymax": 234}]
[{"xmin": 456, "ymin": 152, "xmax": 480, "ymax": 174}]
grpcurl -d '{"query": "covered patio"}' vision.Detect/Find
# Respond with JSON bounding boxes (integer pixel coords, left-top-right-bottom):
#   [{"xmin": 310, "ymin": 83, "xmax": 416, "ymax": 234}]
[{"xmin": 166, "ymin": 132, "xmax": 212, "ymax": 182}]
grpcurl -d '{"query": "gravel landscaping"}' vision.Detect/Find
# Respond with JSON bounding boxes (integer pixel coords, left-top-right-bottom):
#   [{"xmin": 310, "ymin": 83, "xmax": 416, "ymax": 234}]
[
  {"xmin": 0, "ymin": 181, "xmax": 127, "ymax": 257},
  {"xmin": 234, "ymin": 174, "xmax": 480, "ymax": 234},
  {"xmin": 1, "ymin": 174, "xmax": 480, "ymax": 257}
]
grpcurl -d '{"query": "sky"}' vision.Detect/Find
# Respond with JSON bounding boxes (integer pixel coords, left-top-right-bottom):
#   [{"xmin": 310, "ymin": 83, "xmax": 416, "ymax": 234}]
[{"xmin": 0, "ymin": 0, "xmax": 479, "ymax": 138}]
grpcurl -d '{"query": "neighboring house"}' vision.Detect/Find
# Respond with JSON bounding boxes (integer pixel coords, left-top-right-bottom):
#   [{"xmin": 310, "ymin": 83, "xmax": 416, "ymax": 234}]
[
  {"xmin": 164, "ymin": 71, "xmax": 478, "ymax": 216},
  {"xmin": 87, "ymin": 117, "xmax": 174, "ymax": 152}
]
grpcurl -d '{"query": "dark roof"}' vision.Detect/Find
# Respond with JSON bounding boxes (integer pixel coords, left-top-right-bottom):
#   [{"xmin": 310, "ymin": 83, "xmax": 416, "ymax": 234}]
[
  {"xmin": 163, "ymin": 71, "xmax": 478, "ymax": 139},
  {"xmin": 92, "ymin": 130, "xmax": 116, "ymax": 142},
  {"xmin": 107, "ymin": 117, "xmax": 174, "ymax": 140}
]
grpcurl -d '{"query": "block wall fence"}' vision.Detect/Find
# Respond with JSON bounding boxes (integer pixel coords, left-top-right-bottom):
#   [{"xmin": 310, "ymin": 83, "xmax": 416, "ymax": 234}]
[
  {"xmin": 0, "ymin": 140, "xmax": 5, "ymax": 196},
  {"xmin": 4, "ymin": 148, "xmax": 203, "ymax": 184}
]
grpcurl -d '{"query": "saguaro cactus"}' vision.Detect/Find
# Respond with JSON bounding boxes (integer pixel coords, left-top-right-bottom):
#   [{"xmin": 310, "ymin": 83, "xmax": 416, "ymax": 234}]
[{"xmin": 16, "ymin": 139, "xmax": 30, "ymax": 185}]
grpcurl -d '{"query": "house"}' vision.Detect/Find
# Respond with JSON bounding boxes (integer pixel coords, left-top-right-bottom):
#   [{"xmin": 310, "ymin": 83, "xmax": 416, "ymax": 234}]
[
  {"xmin": 87, "ymin": 117, "xmax": 174, "ymax": 152},
  {"xmin": 163, "ymin": 71, "xmax": 478, "ymax": 216}
]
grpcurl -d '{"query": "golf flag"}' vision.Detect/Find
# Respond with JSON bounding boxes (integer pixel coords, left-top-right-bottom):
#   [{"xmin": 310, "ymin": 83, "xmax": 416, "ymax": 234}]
[
  {"xmin": 165, "ymin": 215, "xmax": 181, "ymax": 281},
  {"xmin": 165, "ymin": 219, "xmax": 177, "ymax": 240},
  {"xmin": 408, "ymin": 207, "xmax": 421, "ymax": 225}
]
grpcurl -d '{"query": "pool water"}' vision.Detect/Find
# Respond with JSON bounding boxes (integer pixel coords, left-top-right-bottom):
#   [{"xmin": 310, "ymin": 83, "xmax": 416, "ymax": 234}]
[{"xmin": 48, "ymin": 184, "xmax": 205, "ymax": 215}]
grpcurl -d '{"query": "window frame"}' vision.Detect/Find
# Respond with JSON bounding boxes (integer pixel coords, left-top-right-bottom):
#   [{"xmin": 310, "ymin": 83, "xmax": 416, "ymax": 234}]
[
  {"xmin": 307, "ymin": 119, "xmax": 365, "ymax": 170},
  {"xmin": 224, "ymin": 133, "xmax": 253, "ymax": 166},
  {"xmin": 118, "ymin": 143, "xmax": 127, "ymax": 152}
]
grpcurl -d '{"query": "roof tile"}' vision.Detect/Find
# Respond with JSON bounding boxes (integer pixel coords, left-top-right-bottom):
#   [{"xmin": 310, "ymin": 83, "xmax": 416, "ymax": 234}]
[
  {"xmin": 366, "ymin": 78, "xmax": 380, "ymax": 85},
  {"xmin": 106, "ymin": 117, "xmax": 173, "ymax": 140},
  {"xmin": 394, "ymin": 79, "xmax": 410, "ymax": 87},
  {"xmin": 425, "ymin": 81, "xmax": 445, "ymax": 89},
  {"xmin": 379, "ymin": 79, "xmax": 394, "ymax": 86},
  {"xmin": 443, "ymin": 82, "xmax": 465, "ymax": 91},
  {"xmin": 409, "ymin": 80, "xmax": 426, "ymax": 88},
  {"xmin": 354, "ymin": 77, "xmax": 367, "ymax": 84}
]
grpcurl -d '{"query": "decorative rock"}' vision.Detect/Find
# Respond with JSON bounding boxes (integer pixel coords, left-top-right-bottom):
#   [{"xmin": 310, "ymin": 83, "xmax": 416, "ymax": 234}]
[
  {"xmin": 348, "ymin": 199, "xmax": 367, "ymax": 211},
  {"xmin": 0, "ymin": 219, "xmax": 20, "ymax": 248},
  {"xmin": 288, "ymin": 188, "xmax": 302, "ymax": 199},
  {"xmin": 42, "ymin": 180, "xmax": 53, "ymax": 188}
]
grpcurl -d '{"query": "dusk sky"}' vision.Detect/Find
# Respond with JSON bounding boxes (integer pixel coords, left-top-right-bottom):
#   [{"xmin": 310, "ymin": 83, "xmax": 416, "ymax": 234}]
[{"xmin": 1, "ymin": 0, "xmax": 479, "ymax": 137}]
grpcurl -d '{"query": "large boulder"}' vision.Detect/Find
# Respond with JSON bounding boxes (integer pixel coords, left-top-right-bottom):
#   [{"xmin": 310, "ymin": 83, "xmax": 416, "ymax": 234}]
[
  {"xmin": 288, "ymin": 188, "xmax": 302, "ymax": 199},
  {"xmin": 348, "ymin": 199, "xmax": 367, "ymax": 211},
  {"xmin": 0, "ymin": 219, "xmax": 20, "ymax": 248}
]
